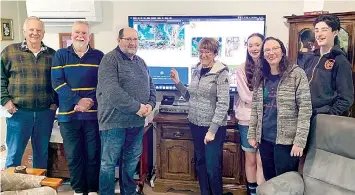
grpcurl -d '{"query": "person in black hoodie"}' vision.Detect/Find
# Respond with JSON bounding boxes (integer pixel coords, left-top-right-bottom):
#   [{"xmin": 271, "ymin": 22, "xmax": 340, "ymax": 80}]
[{"xmin": 304, "ymin": 14, "xmax": 354, "ymax": 117}]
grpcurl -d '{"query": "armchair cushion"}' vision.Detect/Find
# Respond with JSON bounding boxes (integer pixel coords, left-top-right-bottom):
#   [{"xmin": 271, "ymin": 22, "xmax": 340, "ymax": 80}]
[
  {"xmin": 1, "ymin": 172, "xmax": 45, "ymax": 192},
  {"xmin": 303, "ymin": 148, "xmax": 355, "ymax": 195},
  {"xmin": 256, "ymin": 172, "xmax": 304, "ymax": 195}
]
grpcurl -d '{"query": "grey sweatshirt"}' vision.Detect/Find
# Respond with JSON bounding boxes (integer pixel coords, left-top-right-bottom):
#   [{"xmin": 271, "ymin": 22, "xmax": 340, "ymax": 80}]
[
  {"xmin": 247, "ymin": 64, "xmax": 312, "ymax": 148},
  {"xmin": 96, "ymin": 48, "xmax": 156, "ymax": 130},
  {"xmin": 176, "ymin": 61, "xmax": 230, "ymax": 133}
]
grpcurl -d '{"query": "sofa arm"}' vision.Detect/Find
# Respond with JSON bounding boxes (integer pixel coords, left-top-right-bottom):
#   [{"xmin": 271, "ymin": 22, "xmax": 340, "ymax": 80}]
[
  {"xmin": 257, "ymin": 172, "xmax": 304, "ymax": 195},
  {"xmin": 40, "ymin": 177, "xmax": 63, "ymax": 190}
]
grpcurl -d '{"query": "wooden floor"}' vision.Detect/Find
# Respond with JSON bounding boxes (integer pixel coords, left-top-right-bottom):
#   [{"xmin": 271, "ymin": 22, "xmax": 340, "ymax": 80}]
[
  {"xmin": 57, "ymin": 181, "xmax": 200, "ymax": 195},
  {"xmin": 1, "ymin": 147, "xmax": 244, "ymax": 195}
]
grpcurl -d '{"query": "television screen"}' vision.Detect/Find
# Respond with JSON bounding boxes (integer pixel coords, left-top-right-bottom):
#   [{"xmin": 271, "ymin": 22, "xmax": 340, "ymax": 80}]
[{"xmin": 128, "ymin": 15, "xmax": 266, "ymax": 91}]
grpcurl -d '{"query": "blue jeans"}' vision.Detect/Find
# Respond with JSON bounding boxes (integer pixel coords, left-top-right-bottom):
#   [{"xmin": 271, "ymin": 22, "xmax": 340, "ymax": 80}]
[
  {"xmin": 238, "ymin": 125, "xmax": 257, "ymax": 153},
  {"xmin": 5, "ymin": 108, "xmax": 55, "ymax": 169},
  {"xmin": 189, "ymin": 122, "xmax": 226, "ymax": 195},
  {"xmin": 60, "ymin": 120, "xmax": 100, "ymax": 194},
  {"xmin": 99, "ymin": 127, "xmax": 143, "ymax": 195}
]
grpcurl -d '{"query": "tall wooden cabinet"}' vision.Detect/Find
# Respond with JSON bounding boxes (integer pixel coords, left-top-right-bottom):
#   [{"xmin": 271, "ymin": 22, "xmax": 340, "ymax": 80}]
[
  {"xmin": 153, "ymin": 113, "xmax": 246, "ymax": 195},
  {"xmin": 284, "ymin": 11, "xmax": 355, "ymax": 117}
]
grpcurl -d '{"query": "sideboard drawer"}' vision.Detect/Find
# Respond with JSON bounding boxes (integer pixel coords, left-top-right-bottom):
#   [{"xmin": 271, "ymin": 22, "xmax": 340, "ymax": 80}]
[
  {"xmin": 225, "ymin": 129, "xmax": 236, "ymax": 143},
  {"xmin": 162, "ymin": 125, "xmax": 192, "ymax": 140}
]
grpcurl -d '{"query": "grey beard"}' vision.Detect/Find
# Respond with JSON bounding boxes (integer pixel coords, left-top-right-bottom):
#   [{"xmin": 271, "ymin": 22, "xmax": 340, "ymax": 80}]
[
  {"xmin": 124, "ymin": 50, "xmax": 136, "ymax": 58},
  {"xmin": 73, "ymin": 42, "xmax": 88, "ymax": 50}
]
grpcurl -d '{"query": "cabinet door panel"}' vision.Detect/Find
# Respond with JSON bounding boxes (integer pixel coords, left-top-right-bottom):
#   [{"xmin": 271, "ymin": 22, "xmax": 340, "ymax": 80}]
[
  {"xmin": 161, "ymin": 139, "xmax": 195, "ymax": 181},
  {"xmin": 339, "ymin": 23, "xmax": 355, "ymax": 117},
  {"xmin": 222, "ymin": 142, "xmax": 242, "ymax": 184},
  {"xmin": 340, "ymin": 23, "xmax": 353, "ymax": 64}
]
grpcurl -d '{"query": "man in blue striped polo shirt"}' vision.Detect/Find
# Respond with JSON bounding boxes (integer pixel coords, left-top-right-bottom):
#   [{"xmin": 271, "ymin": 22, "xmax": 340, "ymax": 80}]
[{"xmin": 51, "ymin": 21, "xmax": 104, "ymax": 195}]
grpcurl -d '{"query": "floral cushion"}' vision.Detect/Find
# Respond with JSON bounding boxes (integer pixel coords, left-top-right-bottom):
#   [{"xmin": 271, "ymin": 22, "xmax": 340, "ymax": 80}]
[{"xmin": 1, "ymin": 172, "xmax": 44, "ymax": 192}]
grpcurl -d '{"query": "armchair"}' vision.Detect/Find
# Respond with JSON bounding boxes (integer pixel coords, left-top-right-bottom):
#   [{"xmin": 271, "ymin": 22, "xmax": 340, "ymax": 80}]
[{"xmin": 257, "ymin": 114, "xmax": 355, "ymax": 195}]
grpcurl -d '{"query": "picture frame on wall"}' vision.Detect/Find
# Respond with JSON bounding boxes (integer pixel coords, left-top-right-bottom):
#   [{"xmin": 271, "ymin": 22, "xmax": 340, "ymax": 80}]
[
  {"xmin": 59, "ymin": 33, "xmax": 95, "ymax": 48},
  {"xmin": 0, "ymin": 18, "xmax": 14, "ymax": 41}
]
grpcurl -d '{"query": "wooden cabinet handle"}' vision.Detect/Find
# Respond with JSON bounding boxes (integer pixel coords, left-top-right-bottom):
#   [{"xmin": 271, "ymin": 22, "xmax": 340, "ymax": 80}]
[{"xmin": 173, "ymin": 131, "xmax": 183, "ymax": 138}]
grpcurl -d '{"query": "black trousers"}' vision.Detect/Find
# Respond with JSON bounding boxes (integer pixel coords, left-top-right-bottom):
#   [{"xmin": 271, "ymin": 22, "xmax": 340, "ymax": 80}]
[
  {"xmin": 258, "ymin": 139, "xmax": 299, "ymax": 181},
  {"xmin": 189, "ymin": 123, "xmax": 226, "ymax": 195},
  {"xmin": 60, "ymin": 120, "xmax": 101, "ymax": 193}
]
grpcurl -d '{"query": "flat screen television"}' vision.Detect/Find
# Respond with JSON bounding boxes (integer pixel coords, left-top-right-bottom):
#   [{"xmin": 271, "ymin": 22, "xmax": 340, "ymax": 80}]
[{"xmin": 128, "ymin": 15, "xmax": 266, "ymax": 92}]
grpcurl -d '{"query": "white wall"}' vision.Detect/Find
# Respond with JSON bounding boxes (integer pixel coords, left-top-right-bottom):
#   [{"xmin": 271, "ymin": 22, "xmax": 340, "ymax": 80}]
[
  {"xmin": 323, "ymin": 0, "xmax": 355, "ymax": 13},
  {"xmin": 0, "ymin": 1, "xmax": 27, "ymax": 51}
]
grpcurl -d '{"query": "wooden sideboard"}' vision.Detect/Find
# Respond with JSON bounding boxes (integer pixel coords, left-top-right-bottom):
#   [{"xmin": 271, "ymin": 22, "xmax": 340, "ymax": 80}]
[
  {"xmin": 153, "ymin": 113, "xmax": 246, "ymax": 195},
  {"xmin": 21, "ymin": 141, "xmax": 71, "ymax": 178},
  {"xmin": 47, "ymin": 142, "xmax": 70, "ymax": 178}
]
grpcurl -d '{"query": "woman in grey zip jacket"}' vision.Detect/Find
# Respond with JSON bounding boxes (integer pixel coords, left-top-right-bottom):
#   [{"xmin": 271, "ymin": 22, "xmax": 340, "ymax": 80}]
[
  {"xmin": 170, "ymin": 38, "xmax": 230, "ymax": 195},
  {"xmin": 247, "ymin": 37, "xmax": 312, "ymax": 181}
]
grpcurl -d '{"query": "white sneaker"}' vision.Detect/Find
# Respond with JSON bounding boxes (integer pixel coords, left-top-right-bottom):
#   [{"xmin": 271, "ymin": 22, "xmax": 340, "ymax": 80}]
[{"xmin": 88, "ymin": 192, "xmax": 98, "ymax": 195}]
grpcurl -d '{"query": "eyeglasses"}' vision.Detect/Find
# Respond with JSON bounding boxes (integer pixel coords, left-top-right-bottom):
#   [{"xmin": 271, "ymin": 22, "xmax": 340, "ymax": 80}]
[
  {"xmin": 199, "ymin": 50, "xmax": 214, "ymax": 55},
  {"xmin": 263, "ymin": 46, "xmax": 281, "ymax": 54},
  {"xmin": 120, "ymin": 37, "xmax": 139, "ymax": 42}
]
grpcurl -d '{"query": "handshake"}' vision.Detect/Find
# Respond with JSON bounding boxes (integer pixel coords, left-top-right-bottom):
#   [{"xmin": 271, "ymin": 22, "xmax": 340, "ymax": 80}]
[
  {"xmin": 74, "ymin": 98, "xmax": 94, "ymax": 112},
  {"xmin": 136, "ymin": 104, "xmax": 153, "ymax": 117}
]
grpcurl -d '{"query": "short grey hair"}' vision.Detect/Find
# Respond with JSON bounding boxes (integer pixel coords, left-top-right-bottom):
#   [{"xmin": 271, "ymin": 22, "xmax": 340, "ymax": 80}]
[
  {"xmin": 23, "ymin": 16, "xmax": 45, "ymax": 31},
  {"xmin": 72, "ymin": 21, "xmax": 91, "ymax": 34}
]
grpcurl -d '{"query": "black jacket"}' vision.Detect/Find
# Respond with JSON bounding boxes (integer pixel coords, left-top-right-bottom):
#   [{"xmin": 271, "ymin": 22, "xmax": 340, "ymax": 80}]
[{"xmin": 303, "ymin": 45, "xmax": 354, "ymax": 115}]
